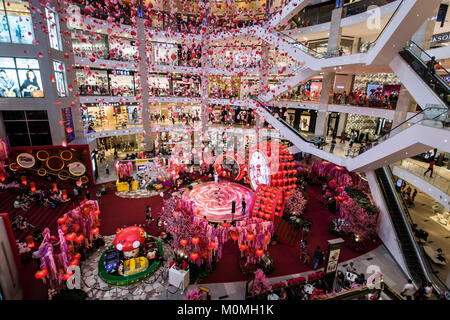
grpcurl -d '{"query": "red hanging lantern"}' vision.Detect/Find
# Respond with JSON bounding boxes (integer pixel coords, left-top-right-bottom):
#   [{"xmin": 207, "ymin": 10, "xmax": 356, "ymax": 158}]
[
  {"xmin": 30, "ymin": 182, "xmax": 36, "ymax": 193},
  {"xmin": 35, "ymin": 268, "xmax": 48, "ymax": 280},
  {"xmin": 94, "ymin": 210, "xmax": 101, "ymax": 216},
  {"xmin": 74, "ymin": 234, "xmax": 85, "ymax": 244},
  {"xmin": 69, "ymin": 259, "xmax": 79, "ymax": 266},
  {"xmin": 52, "ymin": 183, "xmax": 58, "ymax": 192},
  {"xmin": 179, "ymin": 239, "xmax": 188, "ymax": 246},
  {"xmin": 91, "ymin": 227, "xmax": 99, "ymax": 234},
  {"xmin": 229, "ymin": 230, "xmax": 239, "ymax": 241},
  {"xmin": 239, "ymin": 244, "xmax": 247, "ymax": 251},
  {"xmin": 65, "ymin": 232, "xmax": 76, "ymax": 241},
  {"xmin": 72, "ymin": 224, "xmax": 80, "ymax": 232},
  {"xmin": 209, "ymin": 241, "xmax": 218, "ymax": 249},
  {"xmin": 62, "ymin": 189, "xmax": 67, "ymax": 200},
  {"xmin": 246, "ymin": 233, "xmax": 255, "ymax": 241},
  {"xmin": 256, "ymin": 249, "xmax": 264, "ymax": 257},
  {"xmin": 264, "ymin": 234, "xmax": 271, "ymax": 243},
  {"xmin": 190, "ymin": 252, "xmax": 199, "ymax": 260},
  {"xmin": 57, "ymin": 216, "xmax": 67, "ymax": 224},
  {"xmin": 21, "ymin": 176, "xmax": 27, "ymax": 186},
  {"xmin": 191, "ymin": 236, "xmax": 200, "ymax": 245},
  {"xmin": 73, "ymin": 253, "xmax": 82, "ymax": 260},
  {"xmin": 62, "ymin": 272, "xmax": 74, "ymax": 281}
]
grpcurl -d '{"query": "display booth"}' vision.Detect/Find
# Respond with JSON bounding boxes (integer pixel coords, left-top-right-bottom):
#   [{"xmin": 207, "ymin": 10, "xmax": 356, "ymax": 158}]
[{"xmin": 3, "ymin": 144, "xmax": 94, "ymax": 187}]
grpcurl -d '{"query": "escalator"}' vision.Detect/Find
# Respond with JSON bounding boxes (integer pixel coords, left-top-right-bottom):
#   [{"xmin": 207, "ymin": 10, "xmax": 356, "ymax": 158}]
[
  {"xmin": 375, "ymin": 166, "xmax": 449, "ymax": 296},
  {"xmin": 398, "ymin": 41, "xmax": 450, "ymax": 107}
]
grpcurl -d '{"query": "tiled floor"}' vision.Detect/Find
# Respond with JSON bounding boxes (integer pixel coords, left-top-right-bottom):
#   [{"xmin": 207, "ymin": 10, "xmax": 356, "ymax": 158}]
[{"xmin": 405, "ymin": 190, "xmax": 450, "ymax": 288}]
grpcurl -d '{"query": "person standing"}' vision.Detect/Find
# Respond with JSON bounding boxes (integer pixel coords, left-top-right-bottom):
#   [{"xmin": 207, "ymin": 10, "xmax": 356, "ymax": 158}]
[
  {"xmin": 426, "ymin": 56, "xmax": 437, "ymax": 74},
  {"xmin": 424, "ymin": 159, "xmax": 435, "ymax": 178},
  {"xmin": 105, "ymin": 163, "xmax": 110, "ymax": 175},
  {"xmin": 96, "ymin": 190, "xmax": 102, "ymax": 206},
  {"xmin": 241, "ymin": 198, "xmax": 246, "ymax": 215},
  {"xmin": 424, "ymin": 282, "xmax": 433, "ymax": 300},
  {"xmin": 313, "ymin": 245, "xmax": 323, "ymax": 270},
  {"xmin": 401, "ymin": 279, "xmax": 415, "ymax": 300}
]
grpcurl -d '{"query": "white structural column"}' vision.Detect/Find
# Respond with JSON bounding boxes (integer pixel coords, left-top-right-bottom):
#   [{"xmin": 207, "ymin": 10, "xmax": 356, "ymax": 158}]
[
  {"xmin": 392, "ymin": 85, "xmax": 415, "ymax": 131},
  {"xmin": 327, "ymin": 6, "xmax": 343, "ymax": 56},
  {"xmin": 137, "ymin": 18, "xmax": 152, "ymax": 151},
  {"xmin": 200, "ymin": 36, "xmax": 210, "ymax": 131},
  {"xmin": 257, "ymin": 41, "xmax": 270, "ymax": 129},
  {"xmin": 313, "ymin": 5, "xmax": 342, "ymax": 136},
  {"xmin": 314, "ymin": 72, "xmax": 335, "ymax": 136}
]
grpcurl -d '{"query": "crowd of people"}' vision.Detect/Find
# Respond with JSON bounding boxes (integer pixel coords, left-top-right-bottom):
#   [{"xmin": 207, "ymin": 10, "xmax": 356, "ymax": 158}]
[{"xmin": 332, "ymin": 90, "xmax": 399, "ymax": 109}]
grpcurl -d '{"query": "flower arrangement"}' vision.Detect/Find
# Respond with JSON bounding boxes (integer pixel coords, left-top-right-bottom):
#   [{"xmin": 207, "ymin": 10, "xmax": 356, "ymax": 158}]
[
  {"xmin": 287, "ymin": 276, "xmax": 306, "ymax": 286},
  {"xmin": 271, "ymin": 281, "xmax": 287, "ymax": 291},
  {"xmin": 308, "ymin": 271, "xmax": 324, "ymax": 281},
  {"xmin": 250, "ymin": 269, "xmax": 272, "ymax": 296},
  {"xmin": 284, "ymin": 188, "xmax": 307, "ymax": 217},
  {"xmin": 16, "ymin": 241, "xmax": 31, "ymax": 255},
  {"xmin": 184, "ymin": 288, "xmax": 203, "ymax": 300}
]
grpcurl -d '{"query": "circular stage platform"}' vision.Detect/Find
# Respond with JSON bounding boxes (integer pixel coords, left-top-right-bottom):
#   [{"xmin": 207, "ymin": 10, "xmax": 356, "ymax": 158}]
[{"xmin": 184, "ymin": 181, "xmax": 254, "ymax": 223}]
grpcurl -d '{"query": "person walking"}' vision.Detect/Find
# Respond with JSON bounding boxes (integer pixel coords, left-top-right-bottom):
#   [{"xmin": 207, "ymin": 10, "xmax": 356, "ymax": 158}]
[
  {"xmin": 330, "ymin": 138, "xmax": 336, "ymax": 153},
  {"xmin": 299, "ymin": 239, "xmax": 308, "ymax": 261},
  {"xmin": 401, "ymin": 279, "xmax": 415, "ymax": 300},
  {"xmin": 105, "ymin": 163, "xmax": 110, "ymax": 176},
  {"xmin": 313, "ymin": 245, "xmax": 323, "ymax": 270},
  {"xmin": 424, "ymin": 159, "xmax": 435, "ymax": 178}
]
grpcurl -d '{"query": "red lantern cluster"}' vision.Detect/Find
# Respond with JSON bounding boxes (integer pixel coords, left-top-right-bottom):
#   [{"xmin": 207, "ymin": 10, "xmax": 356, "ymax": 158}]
[{"xmin": 251, "ymin": 185, "xmax": 285, "ymax": 220}]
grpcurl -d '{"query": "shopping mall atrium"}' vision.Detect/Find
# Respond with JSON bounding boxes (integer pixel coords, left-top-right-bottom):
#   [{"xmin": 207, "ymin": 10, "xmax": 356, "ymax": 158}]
[{"xmin": 0, "ymin": 0, "xmax": 450, "ymax": 304}]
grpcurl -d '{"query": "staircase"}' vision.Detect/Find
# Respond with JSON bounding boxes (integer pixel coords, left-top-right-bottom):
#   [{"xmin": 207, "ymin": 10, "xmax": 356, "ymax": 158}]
[{"xmin": 273, "ymin": 215, "xmax": 298, "ymax": 245}]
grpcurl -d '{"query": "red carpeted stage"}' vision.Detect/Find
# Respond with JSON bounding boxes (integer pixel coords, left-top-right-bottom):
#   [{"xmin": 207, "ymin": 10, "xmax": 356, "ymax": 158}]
[{"xmin": 183, "ymin": 180, "xmax": 253, "ymax": 222}]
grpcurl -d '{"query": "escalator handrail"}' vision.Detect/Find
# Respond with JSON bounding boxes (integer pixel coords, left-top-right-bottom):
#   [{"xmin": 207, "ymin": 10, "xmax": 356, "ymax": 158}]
[
  {"xmin": 384, "ymin": 166, "xmax": 449, "ymax": 295},
  {"xmin": 250, "ymin": 97, "xmax": 315, "ymax": 145},
  {"xmin": 406, "ymin": 40, "xmax": 450, "ymax": 77},
  {"xmin": 378, "ymin": 167, "xmax": 429, "ymax": 284},
  {"xmin": 372, "ymin": 107, "xmax": 448, "ymax": 146},
  {"xmin": 365, "ymin": 0, "xmax": 405, "ymax": 51}
]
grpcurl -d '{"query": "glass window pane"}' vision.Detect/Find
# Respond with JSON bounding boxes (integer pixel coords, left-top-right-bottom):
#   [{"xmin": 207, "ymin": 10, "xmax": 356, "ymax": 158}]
[
  {"xmin": 25, "ymin": 110, "xmax": 48, "ymax": 120},
  {"xmin": 16, "ymin": 58, "xmax": 39, "ymax": 69},
  {"xmin": 0, "ymin": 68, "xmax": 21, "ymax": 97},
  {"xmin": 46, "ymin": 7, "xmax": 62, "ymax": 51},
  {"xmin": 4, "ymin": 121, "xmax": 29, "ymax": 146},
  {"xmin": 7, "ymin": 12, "xmax": 34, "ymax": 44},
  {"xmin": 2, "ymin": 110, "xmax": 25, "ymax": 120},
  {"xmin": 0, "ymin": 57, "xmax": 15, "ymax": 68},
  {"xmin": 17, "ymin": 69, "xmax": 43, "ymax": 98},
  {"xmin": 0, "ymin": 13, "xmax": 11, "ymax": 43}
]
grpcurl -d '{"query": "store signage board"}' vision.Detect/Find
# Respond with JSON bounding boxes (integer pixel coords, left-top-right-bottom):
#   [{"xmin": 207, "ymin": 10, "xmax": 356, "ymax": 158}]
[
  {"xmin": 323, "ymin": 238, "xmax": 345, "ymax": 289},
  {"xmin": 431, "ymin": 32, "xmax": 450, "ymax": 44}
]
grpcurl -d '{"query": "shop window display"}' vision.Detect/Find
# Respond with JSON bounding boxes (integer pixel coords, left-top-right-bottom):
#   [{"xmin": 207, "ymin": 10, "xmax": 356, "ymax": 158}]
[
  {"xmin": 0, "ymin": 0, "xmax": 34, "ymax": 44},
  {"xmin": 0, "ymin": 57, "xmax": 43, "ymax": 98},
  {"xmin": 53, "ymin": 60, "xmax": 67, "ymax": 97},
  {"xmin": 109, "ymin": 70, "xmax": 136, "ymax": 96},
  {"xmin": 76, "ymin": 68, "xmax": 109, "ymax": 96},
  {"xmin": 71, "ymin": 30, "xmax": 109, "ymax": 60},
  {"xmin": 45, "ymin": 7, "xmax": 62, "ymax": 51},
  {"xmin": 109, "ymin": 36, "xmax": 138, "ymax": 62},
  {"xmin": 82, "ymin": 103, "xmax": 142, "ymax": 132}
]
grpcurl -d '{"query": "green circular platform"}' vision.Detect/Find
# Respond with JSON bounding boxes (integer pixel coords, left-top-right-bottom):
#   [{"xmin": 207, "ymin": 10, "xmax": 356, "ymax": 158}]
[{"xmin": 98, "ymin": 236, "xmax": 163, "ymax": 287}]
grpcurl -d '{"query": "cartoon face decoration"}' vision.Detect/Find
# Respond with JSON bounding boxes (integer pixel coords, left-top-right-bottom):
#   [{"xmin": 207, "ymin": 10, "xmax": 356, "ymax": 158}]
[{"xmin": 249, "ymin": 151, "xmax": 270, "ymax": 190}]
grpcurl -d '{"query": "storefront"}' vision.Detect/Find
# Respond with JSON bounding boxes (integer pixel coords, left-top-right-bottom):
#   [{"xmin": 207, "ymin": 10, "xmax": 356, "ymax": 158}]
[
  {"xmin": 76, "ymin": 67, "xmax": 137, "ymax": 96},
  {"xmin": 208, "ymin": 76, "xmax": 239, "ymax": 99},
  {"xmin": 71, "ymin": 30, "xmax": 109, "ymax": 59},
  {"xmin": 307, "ymin": 37, "xmax": 354, "ymax": 55},
  {"xmin": 343, "ymin": 114, "xmax": 391, "ymax": 140},
  {"xmin": 292, "ymin": 109, "xmax": 317, "ymax": 133},
  {"xmin": 326, "ymin": 112, "xmax": 341, "ymax": 136},
  {"xmin": 171, "ymin": 73, "xmax": 201, "ymax": 97},
  {"xmin": 81, "ymin": 102, "xmax": 142, "ymax": 133},
  {"xmin": 152, "ymin": 42, "xmax": 179, "ymax": 65},
  {"xmin": 96, "ymin": 133, "xmax": 145, "ymax": 157}
]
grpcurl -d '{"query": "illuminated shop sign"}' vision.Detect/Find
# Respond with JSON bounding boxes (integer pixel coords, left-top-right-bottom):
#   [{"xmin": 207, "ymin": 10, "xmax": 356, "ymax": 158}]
[
  {"xmin": 111, "ymin": 70, "xmax": 131, "ymax": 75},
  {"xmin": 431, "ymin": 32, "xmax": 450, "ymax": 44}
]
